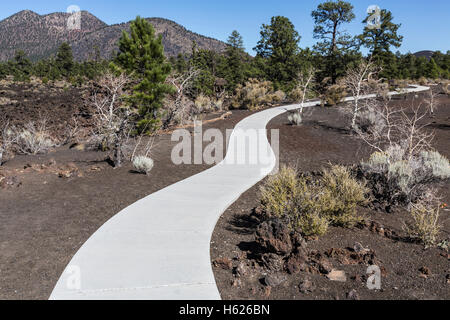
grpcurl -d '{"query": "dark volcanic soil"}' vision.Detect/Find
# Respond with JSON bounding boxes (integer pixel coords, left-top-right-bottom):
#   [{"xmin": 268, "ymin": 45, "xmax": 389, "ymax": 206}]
[
  {"xmin": 211, "ymin": 92, "xmax": 450, "ymax": 300},
  {"xmin": 0, "ymin": 80, "xmax": 256, "ymax": 300}
]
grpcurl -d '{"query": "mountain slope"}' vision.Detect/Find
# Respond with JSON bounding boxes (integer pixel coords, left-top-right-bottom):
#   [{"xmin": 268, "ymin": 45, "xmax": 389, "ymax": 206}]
[
  {"xmin": 0, "ymin": 10, "xmax": 227, "ymax": 62},
  {"xmin": 0, "ymin": 10, "xmax": 107, "ymax": 61}
]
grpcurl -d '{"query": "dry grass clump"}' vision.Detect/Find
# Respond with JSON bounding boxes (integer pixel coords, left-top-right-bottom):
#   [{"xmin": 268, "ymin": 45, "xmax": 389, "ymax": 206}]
[
  {"xmin": 323, "ymin": 84, "xmax": 347, "ymax": 106},
  {"xmin": 11, "ymin": 120, "xmax": 57, "ymax": 155},
  {"xmin": 132, "ymin": 156, "xmax": 154, "ymax": 175},
  {"xmin": 404, "ymin": 192, "xmax": 443, "ymax": 247},
  {"xmin": 194, "ymin": 94, "xmax": 212, "ymax": 113},
  {"xmin": 260, "ymin": 166, "xmax": 300, "ymax": 218},
  {"xmin": 231, "ymin": 78, "xmax": 285, "ymax": 110},
  {"xmin": 260, "ymin": 165, "xmax": 368, "ymax": 237},
  {"xmin": 289, "ymin": 87, "xmax": 303, "ymax": 102},
  {"xmin": 319, "ymin": 165, "xmax": 368, "ymax": 227},
  {"xmin": 288, "ymin": 110, "xmax": 302, "ymax": 126}
]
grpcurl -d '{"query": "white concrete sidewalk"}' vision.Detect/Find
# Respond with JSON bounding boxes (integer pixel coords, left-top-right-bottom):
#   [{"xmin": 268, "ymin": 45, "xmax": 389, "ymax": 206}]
[{"xmin": 50, "ymin": 85, "xmax": 429, "ymax": 300}]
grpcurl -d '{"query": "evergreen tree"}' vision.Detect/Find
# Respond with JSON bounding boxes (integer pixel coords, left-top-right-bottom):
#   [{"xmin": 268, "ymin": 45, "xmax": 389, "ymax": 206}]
[
  {"xmin": 311, "ymin": 1, "xmax": 357, "ymax": 83},
  {"xmin": 358, "ymin": 9, "xmax": 403, "ymax": 57},
  {"xmin": 426, "ymin": 58, "xmax": 440, "ymax": 79},
  {"xmin": 114, "ymin": 16, "xmax": 174, "ymax": 132},
  {"xmin": 56, "ymin": 42, "xmax": 74, "ymax": 78},
  {"xmin": 12, "ymin": 50, "xmax": 32, "ymax": 81},
  {"xmin": 254, "ymin": 16, "xmax": 301, "ymax": 89},
  {"xmin": 223, "ymin": 30, "xmax": 247, "ymax": 91},
  {"xmin": 358, "ymin": 8, "xmax": 402, "ymax": 77}
]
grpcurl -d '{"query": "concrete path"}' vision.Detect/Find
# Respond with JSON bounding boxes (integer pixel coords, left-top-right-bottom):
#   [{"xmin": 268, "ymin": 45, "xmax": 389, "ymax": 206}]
[{"xmin": 50, "ymin": 85, "xmax": 429, "ymax": 300}]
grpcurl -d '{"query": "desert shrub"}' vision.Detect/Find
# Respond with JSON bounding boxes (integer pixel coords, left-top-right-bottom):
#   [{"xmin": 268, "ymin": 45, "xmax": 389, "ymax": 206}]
[
  {"xmin": 441, "ymin": 80, "xmax": 450, "ymax": 95},
  {"xmin": 295, "ymin": 211, "xmax": 329, "ymax": 237},
  {"xmin": 260, "ymin": 166, "xmax": 299, "ymax": 218},
  {"xmin": 132, "ymin": 156, "xmax": 154, "ymax": 175},
  {"xmin": 194, "ymin": 94, "xmax": 212, "ymax": 113},
  {"xmin": 260, "ymin": 164, "xmax": 367, "ymax": 236},
  {"xmin": 420, "ymin": 151, "xmax": 450, "ymax": 179},
  {"xmin": 404, "ymin": 200, "xmax": 442, "ymax": 247},
  {"xmin": 212, "ymin": 98, "xmax": 224, "ymax": 111},
  {"xmin": 272, "ymin": 90, "xmax": 286, "ymax": 103},
  {"xmin": 360, "ymin": 146, "xmax": 449, "ymax": 205},
  {"xmin": 12, "ymin": 121, "xmax": 56, "ymax": 155},
  {"xmin": 319, "ymin": 165, "xmax": 368, "ymax": 227},
  {"xmin": 323, "ymin": 84, "xmax": 347, "ymax": 106},
  {"xmin": 418, "ymin": 77, "xmax": 428, "ymax": 86},
  {"xmin": 289, "ymin": 86, "xmax": 303, "ymax": 102},
  {"xmin": 231, "ymin": 78, "xmax": 281, "ymax": 110},
  {"xmin": 288, "ymin": 110, "xmax": 302, "ymax": 126}
]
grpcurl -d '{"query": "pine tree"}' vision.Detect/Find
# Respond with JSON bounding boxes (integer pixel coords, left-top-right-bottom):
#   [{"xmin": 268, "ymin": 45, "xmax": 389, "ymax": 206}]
[
  {"xmin": 358, "ymin": 9, "xmax": 403, "ymax": 57},
  {"xmin": 223, "ymin": 30, "xmax": 246, "ymax": 91},
  {"xmin": 312, "ymin": 1, "xmax": 357, "ymax": 83},
  {"xmin": 426, "ymin": 58, "xmax": 440, "ymax": 79},
  {"xmin": 56, "ymin": 42, "xmax": 74, "ymax": 78},
  {"xmin": 12, "ymin": 50, "xmax": 32, "ymax": 81},
  {"xmin": 115, "ymin": 16, "xmax": 174, "ymax": 132},
  {"xmin": 254, "ymin": 16, "xmax": 301, "ymax": 89}
]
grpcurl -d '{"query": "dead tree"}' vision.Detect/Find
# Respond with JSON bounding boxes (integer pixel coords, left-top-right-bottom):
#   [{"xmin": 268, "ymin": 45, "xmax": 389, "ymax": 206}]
[
  {"xmin": 343, "ymin": 59, "xmax": 380, "ymax": 128},
  {"xmin": 399, "ymin": 103, "xmax": 435, "ymax": 161},
  {"xmin": 91, "ymin": 71, "xmax": 133, "ymax": 167},
  {"xmin": 165, "ymin": 67, "xmax": 200, "ymax": 127},
  {"xmin": 296, "ymin": 67, "xmax": 316, "ymax": 114},
  {"xmin": 355, "ymin": 98, "xmax": 434, "ymax": 162},
  {"xmin": 0, "ymin": 119, "xmax": 15, "ymax": 165}
]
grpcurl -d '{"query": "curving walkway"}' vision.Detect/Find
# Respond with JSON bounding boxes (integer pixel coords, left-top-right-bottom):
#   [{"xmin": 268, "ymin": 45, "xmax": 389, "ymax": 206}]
[{"xmin": 50, "ymin": 85, "xmax": 429, "ymax": 300}]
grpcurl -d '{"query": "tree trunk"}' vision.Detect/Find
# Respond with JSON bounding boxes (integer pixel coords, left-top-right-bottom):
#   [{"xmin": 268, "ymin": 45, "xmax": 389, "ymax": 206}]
[{"xmin": 114, "ymin": 140, "xmax": 122, "ymax": 168}]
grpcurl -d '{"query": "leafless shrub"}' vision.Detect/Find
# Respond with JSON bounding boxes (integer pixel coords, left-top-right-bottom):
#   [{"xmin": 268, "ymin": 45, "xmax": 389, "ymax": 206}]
[
  {"xmin": 13, "ymin": 119, "xmax": 57, "ymax": 155},
  {"xmin": 164, "ymin": 67, "xmax": 200, "ymax": 127},
  {"xmin": 90, "ymin": 71, "xmax": 134, "ymax": 167}
]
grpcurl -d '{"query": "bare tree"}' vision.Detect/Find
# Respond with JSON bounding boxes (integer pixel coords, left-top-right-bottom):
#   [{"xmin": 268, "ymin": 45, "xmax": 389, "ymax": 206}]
[
  {"xmin": 165, "ymin": 67, "xmax": 200, "ymax": 127},
  {"xmin": 343, "ymin": 59, "xmax": 380, "ymax": 128},
  {"xmin": 354, "ymin": 97, "xmax": 400, "ymax": 155},
  {"xmin": 399, "ymin": 103, "xmax": 435, "ymax": 161},
  {"xmin": 426, "ymin": 88, "xmax": 440, "ymax": 115},
  {"xmin": 0, "ymin": 119, "xmax": 15, "ymax": 165},
  {"xmin": 355, "ymin": 98, "xmax": 434, "ymax": 162},
  {"xmin": 295, "ymin": 67, "xmax": 316, "ymax": 114},
  {"xmin": 91, "ymin": 71, "xmax": 134, "ymax": 167}
]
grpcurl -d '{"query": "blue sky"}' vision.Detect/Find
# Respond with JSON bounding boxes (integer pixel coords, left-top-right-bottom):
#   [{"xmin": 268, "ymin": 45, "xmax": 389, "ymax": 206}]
[{"xmin": 1, "ymin": 0, "xmax": 449, "ymax": 54}]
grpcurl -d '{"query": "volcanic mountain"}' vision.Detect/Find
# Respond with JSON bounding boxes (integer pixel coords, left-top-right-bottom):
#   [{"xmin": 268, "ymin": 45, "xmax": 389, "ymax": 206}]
[{"xmin": 0, "ymin": 10, "xmax": 227, "ymax": 61}]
